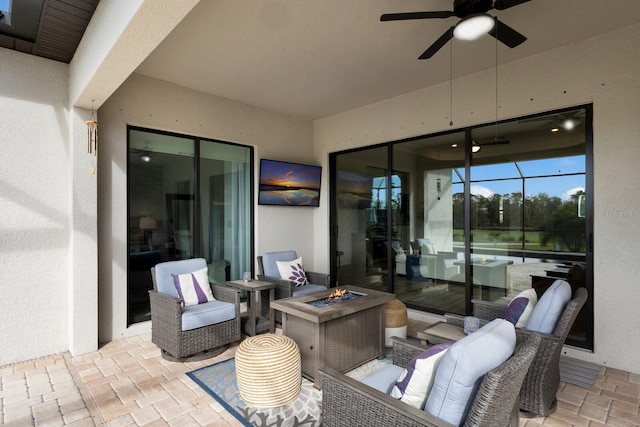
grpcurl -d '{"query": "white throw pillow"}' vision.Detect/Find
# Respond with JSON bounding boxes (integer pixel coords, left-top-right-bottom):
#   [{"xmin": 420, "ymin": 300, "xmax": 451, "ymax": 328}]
[
  {"xmin": 171, "ymin": 267, "xmax": 216, "ymax": 307},
  {"xmin": 390, "ymin": 342, "xmax": 452, "ymax": 409},
  {"xmin": 276, "ymin": 256, "xmax": 309, "ymax": 287}
]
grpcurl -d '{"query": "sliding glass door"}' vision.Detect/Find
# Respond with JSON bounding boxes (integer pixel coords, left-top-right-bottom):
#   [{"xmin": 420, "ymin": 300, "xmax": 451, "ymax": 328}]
[
  {"xmin": 127, "ymin": 127, "xmax": 253, "ymax": 325},
  {"xmin": 392, "ymin": 132, "xmax": 467, "ymax": 314},
  {"xmin": 333, "ymin": 146, "xmax": 389, "ymax": 290},
  {"xmin": 330, "ymin": 105, "xmax": 592, "ymax": 349},
  {"xmin": 468, "ymin": 117, "xmax": 589, "ymax": 345}
]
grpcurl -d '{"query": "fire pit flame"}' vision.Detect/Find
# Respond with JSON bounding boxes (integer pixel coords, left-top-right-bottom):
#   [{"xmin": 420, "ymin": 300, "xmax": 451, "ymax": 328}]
[
  {"xmin": 308, "ymin": 288, "xmax": 360, "ymax": 307},
  {"xmin": 329, "ymin": 288, "xmax": 347, "ymax": 300}
]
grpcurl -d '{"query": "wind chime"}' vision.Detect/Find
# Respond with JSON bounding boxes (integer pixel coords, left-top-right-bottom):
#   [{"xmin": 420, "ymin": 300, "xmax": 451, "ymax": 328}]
[{"xmin": 86, "ymin": 100, "xmax": 99, "ymax": 175}]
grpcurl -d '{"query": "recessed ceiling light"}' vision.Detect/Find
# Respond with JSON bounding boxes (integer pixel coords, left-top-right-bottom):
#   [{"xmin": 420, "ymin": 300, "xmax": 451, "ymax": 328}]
[{"xmin": 551, "ymin": 128, "xmax": 560, "ymax": 133}]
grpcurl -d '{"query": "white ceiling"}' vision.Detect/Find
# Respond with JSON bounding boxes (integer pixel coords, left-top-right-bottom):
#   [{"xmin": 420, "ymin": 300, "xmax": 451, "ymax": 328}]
[{"xmin": 135, "ymin": 0, "xmax": 640, "ymax": 120}]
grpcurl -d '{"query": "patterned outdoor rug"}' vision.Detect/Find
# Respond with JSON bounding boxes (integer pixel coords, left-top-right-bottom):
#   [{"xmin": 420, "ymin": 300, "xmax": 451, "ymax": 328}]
[{"xmin": 187, "ymin": 353, "xmax": 391, "ymax": 427}]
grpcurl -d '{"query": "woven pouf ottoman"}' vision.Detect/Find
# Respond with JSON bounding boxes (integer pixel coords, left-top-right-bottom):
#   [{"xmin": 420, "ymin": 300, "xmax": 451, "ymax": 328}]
[
  {"xmin": 235, "ymin": 334, "xmax": 301, "ymax": 407},
  {"xmin": 385, "ymin": 299, "xmax": 408, "ymax": 346}
]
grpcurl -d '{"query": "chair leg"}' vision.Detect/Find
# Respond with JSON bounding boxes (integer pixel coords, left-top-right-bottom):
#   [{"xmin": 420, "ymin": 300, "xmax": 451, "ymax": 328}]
[{"xmin": 509, "ymin": 396, "xmax": 520, "ymax": 427}]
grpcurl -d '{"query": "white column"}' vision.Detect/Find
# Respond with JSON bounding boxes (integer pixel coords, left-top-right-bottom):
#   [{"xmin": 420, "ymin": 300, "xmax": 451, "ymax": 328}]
[{"xmin": 68, "ymin": 106, "xmax": 99, "ymax": 356}]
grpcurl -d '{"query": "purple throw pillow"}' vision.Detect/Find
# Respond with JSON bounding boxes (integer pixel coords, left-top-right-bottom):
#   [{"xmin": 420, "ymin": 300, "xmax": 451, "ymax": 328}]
[{"xmin": 503, "ymin": 288, "xmax": 537, "ymax": 328}]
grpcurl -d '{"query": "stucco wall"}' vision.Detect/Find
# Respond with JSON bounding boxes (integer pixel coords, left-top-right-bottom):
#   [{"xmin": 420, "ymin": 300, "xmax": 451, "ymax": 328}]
[
  {"xmin": 0, "ymin": 49, "xmax": 71, "ymax": 365},
  {"xmin": 314, "ymin": 24, "xmax": 640, "ymax": 374},
  {"xmin": 97, "ymin": 73, "xmax": 316, "ymax": 342},
  {"xmin": 3, "ymin": 13, "xmax": 638, "ymax": 376}
]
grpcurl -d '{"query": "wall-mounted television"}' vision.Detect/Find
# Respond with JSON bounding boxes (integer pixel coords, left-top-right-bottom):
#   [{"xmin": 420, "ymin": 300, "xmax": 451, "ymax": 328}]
[{"xmin": 258, "ymin": 159, "xmax": 322, "ymax": 207}]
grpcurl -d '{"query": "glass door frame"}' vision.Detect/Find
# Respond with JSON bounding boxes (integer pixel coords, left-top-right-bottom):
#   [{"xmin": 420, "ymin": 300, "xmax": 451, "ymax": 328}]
[
  {"xmin": 329, "ymin": 104, "xmax": 593, "ymax": 350},
  {"xmin": 126, "ymin": 125, "xmax": 255, "ymax": 326}
]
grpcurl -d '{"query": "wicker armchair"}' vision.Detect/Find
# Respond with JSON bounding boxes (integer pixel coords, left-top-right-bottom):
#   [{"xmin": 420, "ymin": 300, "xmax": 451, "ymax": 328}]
[
  {"xmin": 257, "ymin": 250, "xmax": 330, "ymax": 300},
  {"xmin": 446, "ymin": 287, "xmax": 588, "ymax": 417},
  {"xmin": 149, "ymin": 258, "xmax": 241, "ymax": 360},
  {"xmin": 320, "ymin": 334, "xmax": 541, "ymax": 427}
]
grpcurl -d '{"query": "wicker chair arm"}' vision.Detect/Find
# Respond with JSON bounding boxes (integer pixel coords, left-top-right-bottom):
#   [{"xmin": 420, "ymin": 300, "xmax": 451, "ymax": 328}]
[
  {"xmin": 149, "ymin": 289, "xmax": 181, "ymax": 310},
  {"xmin": 256, "ymin": 274, "xmax": 295, "ymax": 299},
  {"xmin": 515, "ymin": 327, "xmax": 557, "ymax": 342},
  {"xmin": 472, "ymin": 298, "xmax": 507, "ymax": 321},
  {"xmin": 148, "ymin": 289, "xmax": 182, "ymax": 330},
  {"xmin": 319, "ymin": 366, "xmax": 455, "ymax": 427},
  {"xmin": 443, "ymin": 313, "xmax": 465, "ymax": 328},
  {"xmin": 212, "ymin": 284, "xmax": 241, "ymax": 312},
  {"xmin": 444, "ymin": 313, "xmax": 491, "ymax": 329},
  {"xmin": 390, "ymin": 336, "xmax": 429, "ymax": 367},
  {"xmin": 515, "ymin": 328, "xmax": 562, "ymax": 371},
  {"xmin": 306, "ymin": 271, "xmax": 330, "ymax": 286}
]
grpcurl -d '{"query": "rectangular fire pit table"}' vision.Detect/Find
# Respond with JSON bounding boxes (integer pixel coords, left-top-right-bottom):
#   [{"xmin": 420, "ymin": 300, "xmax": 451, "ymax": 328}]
[{"xmin": 270, "ymin": 286, "xmax": 395, "ymax": 389}]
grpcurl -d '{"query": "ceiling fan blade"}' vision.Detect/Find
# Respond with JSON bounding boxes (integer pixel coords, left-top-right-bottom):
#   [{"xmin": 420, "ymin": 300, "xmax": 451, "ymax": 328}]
[
  {"xmin": 520, "ymin": 114, "xmax": 564, "ymax": 123},
  {"xmin": 520, "ymin": 110, "xmax": 585, "ymax": 124},
  {"xmin": 381, "ymin": 11, "xmax": 454, "ymax": 21},
  {"xmin": 419, "ymin": 27, "xmax": 454, "ymax": 59},
  {"xmin": 488, "ymin": 19, "xmax": 527, "ymax": 48},
  {"xmin": 480, "ymin": 139, "xmax": 510, "ymax": 145},
  {"xmin": 493, "ymin": 0, "xmax": 531, "ymax": 10}
]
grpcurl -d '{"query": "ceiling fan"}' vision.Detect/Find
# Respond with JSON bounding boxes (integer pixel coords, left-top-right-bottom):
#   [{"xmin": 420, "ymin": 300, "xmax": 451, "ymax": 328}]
[
  {"xmin": 519, "ymin": 110, "xmax": 585, "ymax": 131},
  {"xmin": 381, "ymin": 0, "xmax": 531, "ymax": 59},
  {"xmin": 472, "ymin": 137, "xmax": 510, "ymax": 150},
  {"xmin": 451, "ymin": 137, "xmax": 509, "ymax": 152}
]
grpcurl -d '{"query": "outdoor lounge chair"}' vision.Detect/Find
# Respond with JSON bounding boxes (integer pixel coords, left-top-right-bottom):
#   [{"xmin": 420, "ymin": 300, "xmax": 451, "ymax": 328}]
[
  {"xmin": 149, "ymin": 258, "xmax": 241, "ymax": 360},
  {"xmin": 446, "ymin": 285, "xmax": 588, "ymax": 417},
  {"xmin": 257, "ymin": 250, "xmax": 330, "ymax": 300},
  {"xmin": 320, "ymin": 333, "xmax": 541, "ymax": 427}
]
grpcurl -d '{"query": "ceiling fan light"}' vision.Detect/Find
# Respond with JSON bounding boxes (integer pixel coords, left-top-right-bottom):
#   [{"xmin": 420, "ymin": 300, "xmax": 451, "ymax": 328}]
[{"xmin": 453, "ymin": 14, "xmax": 495, "ymax": 41}]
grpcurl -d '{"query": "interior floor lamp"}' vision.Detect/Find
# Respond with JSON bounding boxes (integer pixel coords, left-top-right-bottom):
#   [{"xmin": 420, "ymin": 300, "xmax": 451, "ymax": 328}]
[{"xmin": 139, "ymin": 216, "xmax": 157, "ymax": 251}]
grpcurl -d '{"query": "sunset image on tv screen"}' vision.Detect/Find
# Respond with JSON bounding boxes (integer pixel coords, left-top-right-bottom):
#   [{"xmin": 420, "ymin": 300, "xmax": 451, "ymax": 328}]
[{"xmin": 258, "ymin": 159, "xmax": 322, "ymax": 206}]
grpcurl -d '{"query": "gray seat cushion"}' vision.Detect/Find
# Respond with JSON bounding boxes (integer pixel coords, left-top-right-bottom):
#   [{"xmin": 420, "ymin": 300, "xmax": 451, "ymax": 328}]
[
  {"xmin": 181, "ymin": 300, "xmax": 237, "ymax": 331},
  {"xmin": 360, "ymin": 364, "xmax": 405, "ymax": 394}
]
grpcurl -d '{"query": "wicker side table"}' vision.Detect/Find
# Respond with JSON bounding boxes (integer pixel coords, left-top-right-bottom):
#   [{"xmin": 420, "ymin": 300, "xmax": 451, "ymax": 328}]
[{"xmin": 235, "ymin": 334, "xmax": 301, "ymax": 407}]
